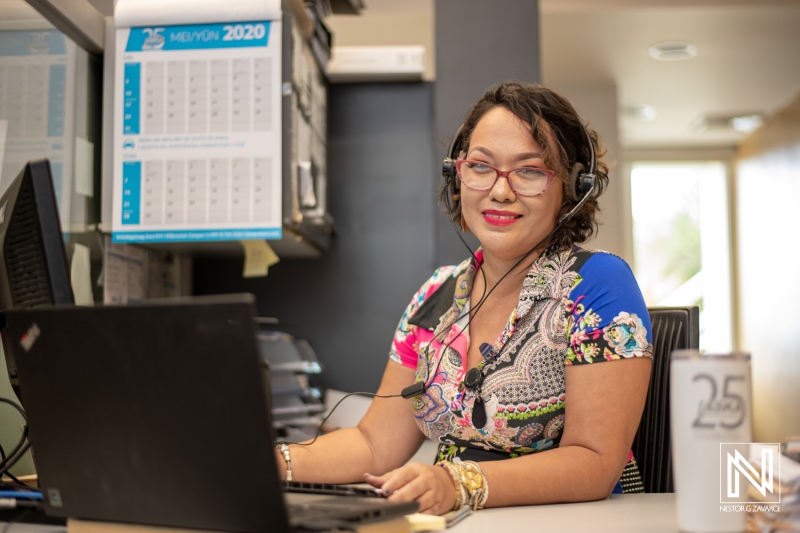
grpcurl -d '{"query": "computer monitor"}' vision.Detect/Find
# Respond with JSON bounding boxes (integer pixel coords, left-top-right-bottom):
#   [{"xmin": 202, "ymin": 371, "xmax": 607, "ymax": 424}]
[{"xmin": 0, "ymin": 159, "xmax": 74, "ymax": 395}]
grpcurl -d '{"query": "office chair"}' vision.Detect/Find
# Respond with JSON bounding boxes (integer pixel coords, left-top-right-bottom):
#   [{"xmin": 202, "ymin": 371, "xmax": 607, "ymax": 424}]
[{"xmin": 632, "ymin": 306, "xmax": 699, "ymax": 493}]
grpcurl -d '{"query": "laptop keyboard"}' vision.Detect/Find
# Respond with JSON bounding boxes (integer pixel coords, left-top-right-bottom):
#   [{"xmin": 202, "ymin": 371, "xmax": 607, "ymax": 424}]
[{"xmin": 284, "ymin": 481, "xmax": 383, "ymax": 498}]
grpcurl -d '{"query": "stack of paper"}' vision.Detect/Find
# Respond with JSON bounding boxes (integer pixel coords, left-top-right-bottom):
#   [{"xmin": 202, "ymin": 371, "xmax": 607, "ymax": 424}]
[{"xmin": 746, "ymin": 440, "xmax": 800, "ymax": 532}]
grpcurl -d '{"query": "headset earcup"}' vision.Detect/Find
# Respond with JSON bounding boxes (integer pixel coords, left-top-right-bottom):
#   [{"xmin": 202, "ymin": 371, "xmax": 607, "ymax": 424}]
[
  {"xmin": 442, "ymin": 158, "xmax": 456, "ymax": 181},
  {"xmin": 442, "ymin": 158, "xmax": 459, "ymax": 218},
  {"xmin": 566, "ymin": 163, "xmax": 585, "ymax": 203},
  {"xmin": 443, "ymin": 127, "xmax": 463, "ymax": 182},
  {"xmin": 443, "ymin": 129, "xmax": 464, "ymax": 227},
  {"xmin": 576, "ymin": 174, "xmax": 596, "ymax": 198}
]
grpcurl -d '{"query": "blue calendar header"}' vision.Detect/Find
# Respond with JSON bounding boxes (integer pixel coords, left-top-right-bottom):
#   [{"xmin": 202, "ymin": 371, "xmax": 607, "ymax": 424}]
[
  {"xmin": 125, "ymin": 21, "xmax": 271, "ymax": 52},
  {"xmin": 0, "ymin": 30, "xmax": 66, "ymax": 56}
]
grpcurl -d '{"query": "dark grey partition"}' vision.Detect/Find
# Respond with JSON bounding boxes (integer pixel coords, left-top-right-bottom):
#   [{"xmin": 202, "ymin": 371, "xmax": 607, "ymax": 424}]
[
  {"xmin": 194, "ymin": 83, "xmax": 437, "ymax": 392},
  {"xmin": 434, "ymin": 0, "xmax": 541, "ymax": 266}
]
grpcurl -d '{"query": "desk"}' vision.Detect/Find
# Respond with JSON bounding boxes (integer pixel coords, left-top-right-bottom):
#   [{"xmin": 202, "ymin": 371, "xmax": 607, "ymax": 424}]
[
  {"xmin": 1, "ymin": 494, "xmax": 679, "ymax": 533},
  {"xmin": 450, "ymin": 493, "xmax": 678, "ymax": 533}
]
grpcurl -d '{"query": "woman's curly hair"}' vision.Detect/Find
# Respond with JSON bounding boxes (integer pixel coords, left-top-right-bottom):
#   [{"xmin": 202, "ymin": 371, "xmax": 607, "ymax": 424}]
[{"xmin": 440, "ymin": 81, "xmax": 610, "ymax": 253}]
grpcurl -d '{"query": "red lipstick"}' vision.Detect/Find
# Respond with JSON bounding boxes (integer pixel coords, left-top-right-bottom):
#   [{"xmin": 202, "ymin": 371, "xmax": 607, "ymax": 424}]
[{"xmin": 482, "ymin": 210, "xmax": 521, "ymax": 226}]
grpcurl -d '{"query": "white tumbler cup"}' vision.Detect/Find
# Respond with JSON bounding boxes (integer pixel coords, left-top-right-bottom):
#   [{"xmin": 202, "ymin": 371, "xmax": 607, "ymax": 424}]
[{"xmin": 670, "ymin": 351, "xmax": 752, "ymax": 533}]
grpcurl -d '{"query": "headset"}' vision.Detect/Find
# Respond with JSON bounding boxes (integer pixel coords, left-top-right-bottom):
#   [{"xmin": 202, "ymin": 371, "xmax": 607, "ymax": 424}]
[
  {"xmin": 290, "ymin": 120, "xmax": 604, "ymax": 437},
  {"xmin": 441, "ymin": 119, "xmax": 598, "ymax": 229},
  {"xmin": 397, "ymin": 119, "xmax": 603, "ymax": 417}
]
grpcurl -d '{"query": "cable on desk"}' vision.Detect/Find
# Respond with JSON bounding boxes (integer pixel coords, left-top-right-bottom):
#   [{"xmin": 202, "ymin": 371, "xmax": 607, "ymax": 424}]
[
  {"xmin": 0, "ymin": 399, "xmax": 32, "ymax": 486},
  {"xmin": 0, "ymin": 476, "xmax": 27, "ymax": 490},
  {"xmin": 0, "ymin": 442, "xmax": 30, "ymax": 483},
  {"xmin": 0, "ymin": 444, "xmax": 28, "ymax": 489},
  {"xmin": 0, "ymin": 430, "xmax": 30, "ymax": 479}
]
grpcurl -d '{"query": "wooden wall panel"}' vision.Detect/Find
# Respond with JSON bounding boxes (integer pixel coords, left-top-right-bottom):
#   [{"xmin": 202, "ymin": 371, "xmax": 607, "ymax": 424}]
[{"xmin": 735, "ymin": 93, "xmax": 800, "ymax": 442}]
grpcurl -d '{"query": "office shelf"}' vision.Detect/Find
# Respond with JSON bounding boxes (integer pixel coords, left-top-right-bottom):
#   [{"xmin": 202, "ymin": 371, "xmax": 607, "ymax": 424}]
[{"xmin": 133, "ymin": 220, "xmax": 333, "ymax": 258}]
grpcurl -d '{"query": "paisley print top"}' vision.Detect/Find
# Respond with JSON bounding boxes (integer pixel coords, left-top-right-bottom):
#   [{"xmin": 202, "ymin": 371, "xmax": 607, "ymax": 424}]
[{"xmin": 388, "ymin": 247, "xmax": 653, "ymax": 491}]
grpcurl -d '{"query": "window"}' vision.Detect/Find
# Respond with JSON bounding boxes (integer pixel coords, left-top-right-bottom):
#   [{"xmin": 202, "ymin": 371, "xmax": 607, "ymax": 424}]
[{"xmin": 630, "ymin": 161, "xmax": 733, "ymax": 351}]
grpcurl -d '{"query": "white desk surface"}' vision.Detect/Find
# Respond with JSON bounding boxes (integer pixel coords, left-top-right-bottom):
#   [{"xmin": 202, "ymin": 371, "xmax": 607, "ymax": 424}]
[
  {"xmin": 1, "ymin": 493, "xmax": 678, "ymax": 533},
  {"xmin": 449, "ymin": 493, "xmax": 678, "ymax": 533}
]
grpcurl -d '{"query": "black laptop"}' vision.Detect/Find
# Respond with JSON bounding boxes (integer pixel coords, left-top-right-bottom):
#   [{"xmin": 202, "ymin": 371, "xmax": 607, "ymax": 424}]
[{"xmin": 1, "ymin": 294, "xmax": 417, "ymax": 532}]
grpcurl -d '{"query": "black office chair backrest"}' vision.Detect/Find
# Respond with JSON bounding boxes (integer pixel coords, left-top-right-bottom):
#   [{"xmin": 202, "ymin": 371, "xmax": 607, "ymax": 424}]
[{"xmin": 632, "ymin": 306, "xmax": 699, "ymax": 493}]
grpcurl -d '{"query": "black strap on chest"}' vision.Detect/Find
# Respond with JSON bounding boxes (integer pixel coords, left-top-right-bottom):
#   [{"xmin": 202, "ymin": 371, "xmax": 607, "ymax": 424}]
[{"xmin": 406, "ymin": 275, "xmax": 459, "ymax": 331}]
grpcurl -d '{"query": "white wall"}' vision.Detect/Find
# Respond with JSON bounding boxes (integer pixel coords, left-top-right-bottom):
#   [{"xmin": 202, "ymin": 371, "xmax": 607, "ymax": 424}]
[{"xmin": 326, "ymin": 6, "xmax": 435, "ymax": 81}]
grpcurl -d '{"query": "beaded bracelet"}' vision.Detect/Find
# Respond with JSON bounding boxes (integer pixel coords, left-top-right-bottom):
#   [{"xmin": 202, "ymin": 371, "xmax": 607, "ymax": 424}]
[
  {"xmin": 277, "ymin": 444, "xmax": 293, "ymax": 482},
  {"xmin": 436, "ymin": 461, "xmax": 467, "ymax": 511}
]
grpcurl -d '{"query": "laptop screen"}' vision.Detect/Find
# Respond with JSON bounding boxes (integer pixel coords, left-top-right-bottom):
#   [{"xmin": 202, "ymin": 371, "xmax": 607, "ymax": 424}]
[{"xmin": 3, "ymin": 295, "xmax": 291, "ymax": 533}]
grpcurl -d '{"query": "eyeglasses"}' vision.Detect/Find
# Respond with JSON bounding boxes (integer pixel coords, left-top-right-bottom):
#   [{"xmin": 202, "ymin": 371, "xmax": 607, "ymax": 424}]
[{"xmin": 455, "ymin": 160, "xmax": 555, "ymax": 197}]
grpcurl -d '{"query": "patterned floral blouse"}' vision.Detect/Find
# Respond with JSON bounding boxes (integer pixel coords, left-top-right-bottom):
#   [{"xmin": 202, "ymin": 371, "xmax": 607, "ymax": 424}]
[{"xmin": 388, "ymin": 247, "xmax": 653, "ymax": 493}]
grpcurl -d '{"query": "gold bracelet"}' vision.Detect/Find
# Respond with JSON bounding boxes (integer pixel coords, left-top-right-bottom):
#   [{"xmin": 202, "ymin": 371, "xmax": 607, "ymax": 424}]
[
  {"xmin": 435, "ymin": 461, "xmax": 466, "ymax": 511},
  {"xmin": 277, "ymin": 444, "xmax": 292, "ymax": 482},
  {"xmin": 454, "ymin": 461, "xmax": 488, "ymax": 510}
]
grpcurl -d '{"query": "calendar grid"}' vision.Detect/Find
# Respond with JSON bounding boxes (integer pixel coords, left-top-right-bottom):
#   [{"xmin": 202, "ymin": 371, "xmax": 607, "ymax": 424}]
[{"xmin": 114, "ymin": 20, "xmax": 281, "ymax": 243}]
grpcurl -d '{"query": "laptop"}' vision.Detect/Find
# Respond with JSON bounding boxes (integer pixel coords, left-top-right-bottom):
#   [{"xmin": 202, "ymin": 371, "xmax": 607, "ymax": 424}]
[{"xmin": 1, "ymin": 294, "xmax": 417, "ymax": 532}]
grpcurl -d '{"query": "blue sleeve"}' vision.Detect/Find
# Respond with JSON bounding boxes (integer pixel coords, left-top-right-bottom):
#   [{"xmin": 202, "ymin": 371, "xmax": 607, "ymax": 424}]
[{"xmin": 564, "ymin": 252, "xmax": 653, "ymax": 365}]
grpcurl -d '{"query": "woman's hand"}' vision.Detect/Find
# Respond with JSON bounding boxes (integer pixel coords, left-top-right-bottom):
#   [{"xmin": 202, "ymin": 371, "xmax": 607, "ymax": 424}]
[{"xmin": 364, "ymin": 463, "xmax": 457, "ymax": 515}]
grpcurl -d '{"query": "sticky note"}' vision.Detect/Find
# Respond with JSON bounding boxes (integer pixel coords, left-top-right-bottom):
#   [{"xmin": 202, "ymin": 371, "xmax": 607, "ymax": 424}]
[
  {"xmin": 240, "ymin": 240, "xmax": 279, "ymax": 278},
  {"xmin": 71, "ymin": 243, "xmax": 94, "ymax": 306},
  {"xmin": 406, "ymin": 513, "xmax": 446, "ymax": 532}
]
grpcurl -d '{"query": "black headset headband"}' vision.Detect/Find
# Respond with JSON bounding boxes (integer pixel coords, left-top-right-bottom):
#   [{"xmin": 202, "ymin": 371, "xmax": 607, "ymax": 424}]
[{"xmin": 582, "ymin": 122, "xmax": 597, "ymax": 179}]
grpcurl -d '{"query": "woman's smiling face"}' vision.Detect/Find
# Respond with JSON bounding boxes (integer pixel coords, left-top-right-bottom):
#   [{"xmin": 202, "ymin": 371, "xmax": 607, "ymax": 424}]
[{"xmin": 460, "ymin": 106, "xmax": 564, "ymax": 261}]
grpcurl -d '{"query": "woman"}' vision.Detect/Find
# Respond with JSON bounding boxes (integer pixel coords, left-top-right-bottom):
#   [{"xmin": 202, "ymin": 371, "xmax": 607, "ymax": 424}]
[{"xmin": 275, "ymin": 81, "xmax": 653, "ymax": 515}]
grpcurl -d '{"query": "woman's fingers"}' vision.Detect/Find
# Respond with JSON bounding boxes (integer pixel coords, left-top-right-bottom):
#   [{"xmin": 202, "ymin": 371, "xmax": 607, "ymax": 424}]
[
  {"xmin": 364, "ymin": 464, "xmax": 454, "ymax": 515},
  {"xmin": 364, "ymin": 465, "xmax": 424, "ymax": 497},
  {"xmin": 416, "ymin": 489, "xmax": 440, "ymax": 514},
  {"xmin": 386, "ymin": 470, "xmax": 428, "ymax": 502},
  {"xmin": 406, "ymin": 482, "xmax": 451, "ymax": 515},
  {"xmin": 363, "ymin": 472, "xmax": 388, "ymax": 490},
  {"xmin": 380, "ymin": 466, "xmax": 420, "ymax": 495}
]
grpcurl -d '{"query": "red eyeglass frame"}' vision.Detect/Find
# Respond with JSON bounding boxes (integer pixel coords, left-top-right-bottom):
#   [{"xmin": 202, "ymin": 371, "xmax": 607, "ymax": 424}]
[{"xmin": 454, "ymin": 159, "xmax": 555, "ymax": 197}]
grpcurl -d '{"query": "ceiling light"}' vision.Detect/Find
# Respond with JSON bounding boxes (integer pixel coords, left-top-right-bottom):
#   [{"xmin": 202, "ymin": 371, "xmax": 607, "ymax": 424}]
[
  {"xmin": 691, "ymin": 116, "xmax": 724, "ymax": 134},
  {"xmin": 691, "ymin": 113, "xmax": 764, "ymax": 134},
  {"xmin": 729, "ymin": 115, "xmax": 763, "ymax": 134},
  {"xmin": 625, "ymin": 104, "xmax": 657, "ymax": 121},
  {"xmin": 648, "ymin": 42, "xmax": 697, "ymax": 61}
]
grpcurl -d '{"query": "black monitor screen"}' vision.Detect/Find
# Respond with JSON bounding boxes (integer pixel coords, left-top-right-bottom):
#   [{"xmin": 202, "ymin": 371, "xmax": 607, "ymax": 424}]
[{"xmin": 0, "ymin": 159, "xmax": 74, "ymax": 395}]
